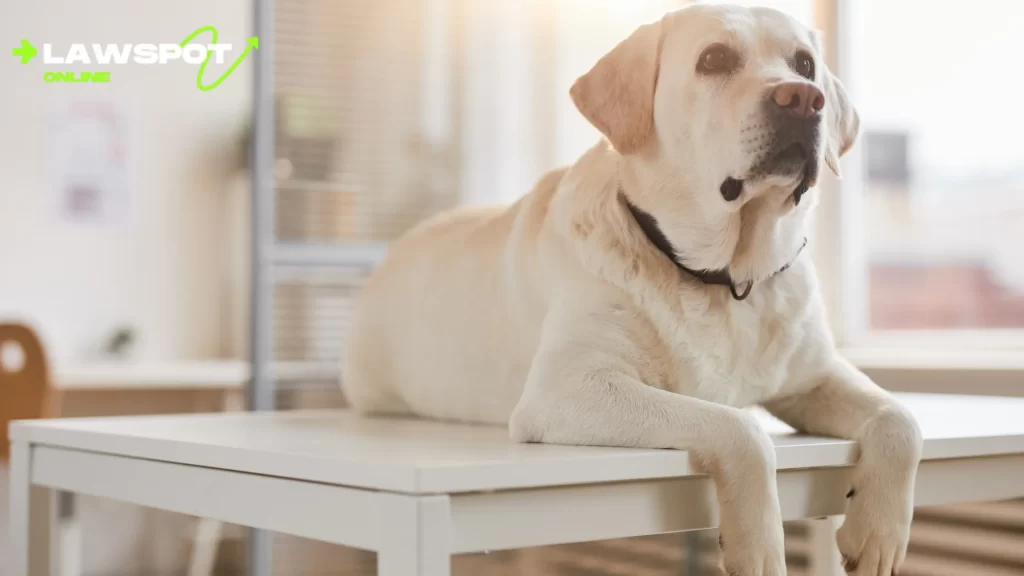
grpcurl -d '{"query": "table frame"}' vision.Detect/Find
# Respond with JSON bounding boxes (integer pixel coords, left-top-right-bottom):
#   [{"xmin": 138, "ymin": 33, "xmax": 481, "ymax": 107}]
[{"xmin": 11, "ymin": 439, "xmax": 1024, "ymax": 576}]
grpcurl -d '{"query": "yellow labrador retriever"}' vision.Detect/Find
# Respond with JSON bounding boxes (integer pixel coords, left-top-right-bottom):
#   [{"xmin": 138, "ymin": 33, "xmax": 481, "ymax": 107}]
[{"xmin": 345, "ymin": 4, "xmax": 922, "ymax": 575}]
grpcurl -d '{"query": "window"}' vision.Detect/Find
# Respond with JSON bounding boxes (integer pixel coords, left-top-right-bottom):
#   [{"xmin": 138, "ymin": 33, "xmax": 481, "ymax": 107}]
[{"xmin": 850, "ymin": 0, "xmax": 1024, "ymax": 333}]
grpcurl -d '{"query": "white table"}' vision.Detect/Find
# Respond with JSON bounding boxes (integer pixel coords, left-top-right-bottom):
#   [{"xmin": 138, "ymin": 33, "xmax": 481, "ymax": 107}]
[
  {"xmin": 47, "ymin": 360, "xmax": 339, "ymax": 576},
  {"xmin": 36, "ymin": 361, "xmax": 254, "ymax": 576},
  {"xmin": 9, "ymin": 393, "xmax": 1024, "ymax": 576}
]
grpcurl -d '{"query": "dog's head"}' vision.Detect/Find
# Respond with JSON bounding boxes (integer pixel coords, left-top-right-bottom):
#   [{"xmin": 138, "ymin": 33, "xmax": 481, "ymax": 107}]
[{"xmin": 571, "ymin": 4, "xmax": 859, "ymax": 283}]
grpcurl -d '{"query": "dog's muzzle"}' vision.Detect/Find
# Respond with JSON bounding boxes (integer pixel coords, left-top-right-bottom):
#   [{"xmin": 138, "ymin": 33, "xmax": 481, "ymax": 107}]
[{"xmin": 723, "ymin": 81, "xmax": 825, "ymax": 204}]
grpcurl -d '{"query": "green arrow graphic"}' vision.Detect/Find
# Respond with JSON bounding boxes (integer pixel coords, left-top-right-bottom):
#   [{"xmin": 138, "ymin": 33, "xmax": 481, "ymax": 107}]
[
  {"xmin": 180, "ymin": 26, "xmax": 258, "ymax": 92},
  {"xmin": 12, "ymin": 39, "xmax": 37, "ymax": 64}
]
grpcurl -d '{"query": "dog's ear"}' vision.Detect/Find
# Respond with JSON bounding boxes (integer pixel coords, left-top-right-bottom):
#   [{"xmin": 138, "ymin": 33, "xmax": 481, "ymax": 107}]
[
  {"xmin": 570, "ymin": 20, "xmax": 663, "ymax": 155},
  {"xmin": 822, "ymin": 69, "xmax": 860, "ymax": 178}
]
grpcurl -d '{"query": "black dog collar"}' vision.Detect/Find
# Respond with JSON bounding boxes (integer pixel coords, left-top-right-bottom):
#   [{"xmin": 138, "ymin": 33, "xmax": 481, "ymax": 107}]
[{"xmin": 620, "ymin": 191, "xmax": 806, "ymax": 301}]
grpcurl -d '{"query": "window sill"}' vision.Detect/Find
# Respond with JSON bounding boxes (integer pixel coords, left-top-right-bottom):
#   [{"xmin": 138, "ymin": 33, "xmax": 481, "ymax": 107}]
[{"xmin": 841, "ymin": 347, "xmax": 1024, "ymax": 397}]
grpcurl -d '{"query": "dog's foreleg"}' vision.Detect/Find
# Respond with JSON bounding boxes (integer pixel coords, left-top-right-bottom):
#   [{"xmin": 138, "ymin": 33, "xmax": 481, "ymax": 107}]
[
  {"xmin": 763, "ymin": 357, "xmax": 922, "ymax": 576},
  {"xmin": 511, "ymin": 336, "xmax": 787, "ymax": 576}
]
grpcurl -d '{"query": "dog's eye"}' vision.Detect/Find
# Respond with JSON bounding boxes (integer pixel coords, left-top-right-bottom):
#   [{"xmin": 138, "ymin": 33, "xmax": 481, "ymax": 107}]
[
  {"xmin": 793, "ymin": 50, "xmax": 815, "ymax": 80},
  {"xmin": 697, "ymin": 44, "xmax": 740, "ymax": 75}
]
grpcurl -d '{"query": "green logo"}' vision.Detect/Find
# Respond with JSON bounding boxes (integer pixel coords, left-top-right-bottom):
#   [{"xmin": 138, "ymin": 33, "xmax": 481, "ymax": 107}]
[
  {"xmin": 179, "ymin": 26, "xmax": 258, "ymax": 92},
  {"xmin": 11, "ymin": 26, "xmax": 256, "ymax": 91},
  {"xmin": 12, "ymin": 39, "xmax": 37, "ymax": 64}
]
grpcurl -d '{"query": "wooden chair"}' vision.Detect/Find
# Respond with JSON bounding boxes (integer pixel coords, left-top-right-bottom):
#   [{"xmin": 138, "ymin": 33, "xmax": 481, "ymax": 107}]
[
  {"xmin": 1, "ymin": 323, "xmax": 57, "ymax": 460},
  {"xmin": 0, "ymin": 323, "xmax": 77, "ymax": 576},
  {"xmin": 1, "ymin": 323, "xmax": 222, "ymax": 576}
]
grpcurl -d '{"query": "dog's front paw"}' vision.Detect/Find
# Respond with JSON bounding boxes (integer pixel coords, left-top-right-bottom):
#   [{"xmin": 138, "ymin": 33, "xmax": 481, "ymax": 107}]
[
  {"xmin": 836, "ymin": 480, "xmax": 913, "ymax": 576},
  {"xmin": 837, "ymin": 407, "xmax": 921, "ymax": 576}
]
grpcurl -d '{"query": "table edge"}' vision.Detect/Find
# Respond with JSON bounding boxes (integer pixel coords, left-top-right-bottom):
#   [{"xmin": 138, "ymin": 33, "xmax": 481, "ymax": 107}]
[{"xmin": 11, "ymin": 419, "xmax": 1024, "ymax": 494}]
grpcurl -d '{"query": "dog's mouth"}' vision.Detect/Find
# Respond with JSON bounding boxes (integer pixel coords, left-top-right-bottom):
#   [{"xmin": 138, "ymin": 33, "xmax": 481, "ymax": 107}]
[
  {"xmin": 765, "ymin": 143, "xmax": 818, "ymax": 205},
  {"xmin": 765, "ymin": 142, "xmax": 809, "ymax": 176},
  {"xmin": 749, "ymin": 142, "xmax": 819, "ymax": 204},
  {"xmin": 721, "ymin": 143, "xmax": 819, "ymax": 205},
  {"xmin": 746, "ymin": 142, "xmax": 813, "ymax": 183}
]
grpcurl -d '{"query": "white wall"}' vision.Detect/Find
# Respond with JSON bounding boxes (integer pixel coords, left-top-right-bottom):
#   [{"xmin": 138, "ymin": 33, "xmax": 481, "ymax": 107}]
[{"xmin": 0, "ymin": 0, "xmax": 252, "ymax": 364}]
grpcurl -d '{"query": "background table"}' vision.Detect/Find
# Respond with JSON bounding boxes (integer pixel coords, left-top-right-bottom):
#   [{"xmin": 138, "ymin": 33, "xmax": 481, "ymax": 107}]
[
  {"xmin": 54, "ymin": 359, "xmax": 338, "ymax": 391},
  {"xmin": 10, "ymin": 393, "xmax": 1024, "ymax": 576}
]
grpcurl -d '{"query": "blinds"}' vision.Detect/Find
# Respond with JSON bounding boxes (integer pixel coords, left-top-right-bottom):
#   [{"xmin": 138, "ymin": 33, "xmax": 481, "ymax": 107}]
[
  {"xmin": 274, "ymin": 0, "xmax": 458, "ymax": 244},
  {"xmin": 900, "ymin": 500, "xmax": 1024, "ymax": 576},
  {"xmin": 269, "ymin": 0, "xmax": 459, "ymax": 378},
  {"xmin": 266, "ymin": 0, "xmax": 692, "ymax": 372}
]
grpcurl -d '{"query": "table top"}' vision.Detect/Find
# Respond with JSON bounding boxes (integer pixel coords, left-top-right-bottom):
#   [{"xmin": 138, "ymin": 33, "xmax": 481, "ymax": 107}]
[{"xmin": 12, "ymin": 393, "xmax": 1024, "ymax": 494}]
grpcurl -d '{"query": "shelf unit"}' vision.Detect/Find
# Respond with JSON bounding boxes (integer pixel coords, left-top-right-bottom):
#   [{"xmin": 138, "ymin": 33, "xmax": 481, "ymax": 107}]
[{"xmin": 248, "ymin": 0, "xmax": 459, "ymax": 572}]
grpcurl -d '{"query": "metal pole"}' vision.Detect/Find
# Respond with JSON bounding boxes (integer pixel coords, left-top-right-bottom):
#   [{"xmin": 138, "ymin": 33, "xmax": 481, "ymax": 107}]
[{"xmin": 249, "ymin": 0, "xmax": 275, "ymax": 570}]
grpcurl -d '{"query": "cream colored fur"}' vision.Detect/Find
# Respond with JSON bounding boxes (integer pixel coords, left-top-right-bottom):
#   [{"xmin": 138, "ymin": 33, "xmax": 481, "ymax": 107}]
[{"xmin": 344, "ymin": 5, "xmax": 921, "ymax": 576}]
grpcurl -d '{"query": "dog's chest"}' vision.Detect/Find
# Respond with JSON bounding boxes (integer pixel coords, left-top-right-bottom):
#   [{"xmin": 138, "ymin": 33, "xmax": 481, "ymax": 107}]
[{"xmin": 651, "ymin": 291, "xmax": 807, "ymax": 407}]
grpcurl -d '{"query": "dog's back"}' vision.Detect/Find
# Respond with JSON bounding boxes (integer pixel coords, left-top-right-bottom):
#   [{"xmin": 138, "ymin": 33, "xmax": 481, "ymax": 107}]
[{"xmin": 342, "ymin": 168, "xmax": 567, "ymax": 424}]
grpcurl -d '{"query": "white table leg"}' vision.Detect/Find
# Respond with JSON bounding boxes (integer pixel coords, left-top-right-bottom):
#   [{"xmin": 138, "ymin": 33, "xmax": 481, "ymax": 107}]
[
  {"xmin": 187, "ymin": 389, "xmax": 245, "ymax": 576},
  {"xmin": 56, "ymin": 491, "xmax": 81, "ymax": 576},
  {"xmin": 187, "ymin": 517, "xmax": 223, "ymax": 576},
  {"xmin": 807, "ymin": 516, "xmax": 844, "ymax": 576},
  {"xmin": 10, "ymin": 441, "xmax": 53, "ymax": 576},
  {"xmin": 377, "ymin": 495, "xmax": 451, "ymax": 576}
]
